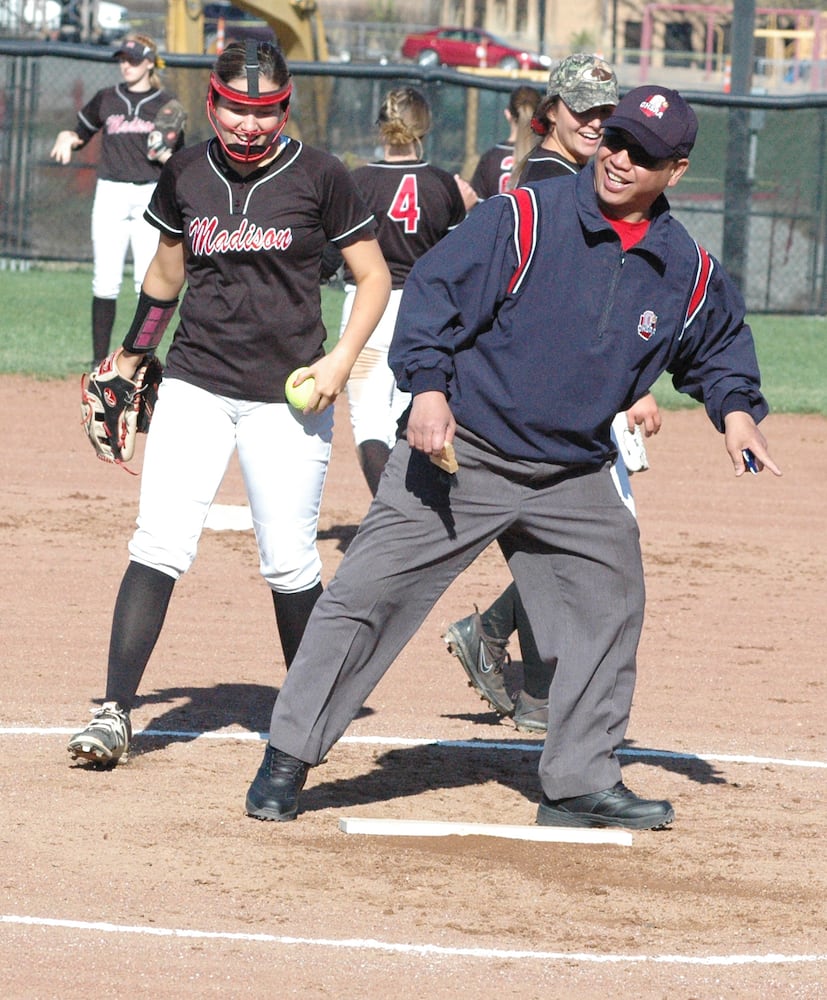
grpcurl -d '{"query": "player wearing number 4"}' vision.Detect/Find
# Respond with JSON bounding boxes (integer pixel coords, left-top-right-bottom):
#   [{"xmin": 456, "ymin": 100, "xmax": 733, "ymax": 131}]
[
  {"xmin": 245, "ymin": 85, "xmax": 780, "ymax": 831},
  {"xmin": 340, "ymin": 87, "xmax": 468, "ymax": 493},
  {"xmin": 66, "ymin": 41, "xmax": 390, "ymax": 768}
]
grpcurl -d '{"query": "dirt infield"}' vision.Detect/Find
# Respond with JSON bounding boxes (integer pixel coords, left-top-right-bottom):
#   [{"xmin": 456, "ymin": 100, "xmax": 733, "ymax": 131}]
[{"xmin": 1, "ymin": 376, "xmax": 825, "ymax": 998}]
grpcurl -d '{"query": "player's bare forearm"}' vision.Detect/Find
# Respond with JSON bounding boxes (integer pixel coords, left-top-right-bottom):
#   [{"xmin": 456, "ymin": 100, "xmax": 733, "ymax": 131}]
[
  {"xmin": 334, "ymin": 278, "xmax": 389, "ymax": 362},
  {"xmin": 338, "ymin": 239, "xmax": 391, "ymax": 363},
  {"xmin": 406, "ymin": 391, "xmax": 456, "ymax": 456},
  {"xmin": 117, "ymin": 237, "xmax": 185, "ymax": 378},
  {"xmin": 285, "ymin": 241, "xmax": 390, "ymax": 414},
  {"xmin": 723, "ymin": 410, "xmax": 782, "ymax": 477},
  {"xmin": 142, "ymin": 234, "xmax": 186, "ymax": 301}
]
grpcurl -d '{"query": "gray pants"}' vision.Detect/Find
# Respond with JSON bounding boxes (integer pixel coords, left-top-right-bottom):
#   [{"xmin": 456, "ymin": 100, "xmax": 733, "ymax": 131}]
[{"xmin": 268, "ymin": 424, "xmax": 644, "ymax": 801}]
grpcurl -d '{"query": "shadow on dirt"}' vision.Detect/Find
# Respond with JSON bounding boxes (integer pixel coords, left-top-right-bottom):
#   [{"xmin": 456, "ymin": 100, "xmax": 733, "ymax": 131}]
[
  {"xmin": 83, "ymin": 683, "xmax": 373, "ymax": 759},
  {"xmin": 82, "ymin": 684, "xmax": 726, "ymax": 800},
  {"xmin": 297, "ymin": 736, "xmax": 728, "ymax": 815},
  {"xmin": 316, "ymin": 522, "xmax": 359, "ymax": 554}
]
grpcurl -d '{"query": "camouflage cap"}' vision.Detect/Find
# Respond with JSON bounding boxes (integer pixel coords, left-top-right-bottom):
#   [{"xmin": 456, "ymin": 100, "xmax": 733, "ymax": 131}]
[{"xmin": 546, "ymin": 53, "xmax": 619, "ymax": 113}]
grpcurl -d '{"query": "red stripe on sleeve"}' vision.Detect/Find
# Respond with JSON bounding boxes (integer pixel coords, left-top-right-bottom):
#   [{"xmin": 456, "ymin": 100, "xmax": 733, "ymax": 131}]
[
  {"xmin": 504, "ymin": 188, "xmax": 537, "ymax": 295},
  {"xmin": 684, "ymin": 242, "xmax": 713, "ymax": 333}
]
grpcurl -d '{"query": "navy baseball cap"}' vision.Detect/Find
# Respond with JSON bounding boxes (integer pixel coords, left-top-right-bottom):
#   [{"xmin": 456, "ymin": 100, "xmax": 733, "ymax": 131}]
[
  {"xmin": 603, "ymin": 86, "xmax": 698, "ymax": 159},
  {"xmin": 113, "ymin": 40, "xmax": 156, "ymax": 64}
]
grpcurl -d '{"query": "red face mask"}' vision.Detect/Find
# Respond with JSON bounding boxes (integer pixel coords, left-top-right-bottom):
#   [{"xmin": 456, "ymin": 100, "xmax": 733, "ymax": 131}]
[{"xmin": 207, "ymin": 73, "xmax": 293, "ymax": 163}]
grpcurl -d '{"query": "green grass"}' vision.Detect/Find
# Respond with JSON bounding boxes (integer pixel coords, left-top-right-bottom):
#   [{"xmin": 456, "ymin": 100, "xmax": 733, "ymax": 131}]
[
  {"xmin": 1, "ymin": 265, "xmax": 825, "ymax": 415},
  {"xmin": 0, "ymin": 265, "xmax": 347, "ymax": 377},
  {"xmin": 649, "ymin": 314, "xmax": 827, "ymax": 414}
]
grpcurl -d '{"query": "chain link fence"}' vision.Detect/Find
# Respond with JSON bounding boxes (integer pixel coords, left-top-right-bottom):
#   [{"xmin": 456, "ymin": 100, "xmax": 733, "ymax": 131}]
[{"xmin": 2, "ymin": 40, "xmax": 827, "ymax": 313}]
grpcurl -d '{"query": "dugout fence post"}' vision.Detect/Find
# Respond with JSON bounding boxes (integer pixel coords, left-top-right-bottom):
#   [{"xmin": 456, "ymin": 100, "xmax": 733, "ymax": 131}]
[
  {"xmin": 1, "ymin": 55, "xmax": 39, "ymax": 264},
  {"xmin": 814, "ymin": 108, "xmax": 827, "ymax": 313}
]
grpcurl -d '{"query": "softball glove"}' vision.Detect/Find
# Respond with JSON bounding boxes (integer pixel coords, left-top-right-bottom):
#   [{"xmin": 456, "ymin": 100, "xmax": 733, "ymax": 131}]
[
  {"xmin": 80, "ymin": 350, "xmax": 163, "ymax": 472},
  {"xmin": 147, "ymin": 99, "xmax": 187, "ymax": 164}
]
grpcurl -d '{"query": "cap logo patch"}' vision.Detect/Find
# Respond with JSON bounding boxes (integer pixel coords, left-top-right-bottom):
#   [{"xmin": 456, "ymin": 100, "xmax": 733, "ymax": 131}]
[
  {"xmin": 583, "ymin": 64, "xmax": 613, "ymax": 83},
  {"xmin": 639, "ymin": 94, "xmax": 670, "ymax": 119},
  {"xmin": 638, "ymin": 310, "xmax": 658, "ymax": 341}
]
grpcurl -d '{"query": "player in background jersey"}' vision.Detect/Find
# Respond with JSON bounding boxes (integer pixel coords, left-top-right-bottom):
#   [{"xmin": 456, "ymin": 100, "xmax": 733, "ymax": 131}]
[
  {"xmin": 465, "ymin": 85, "xmax": 542, "ymax": 201},
  {"xmin": 445, "ymin": 53, "xmax": 661, "ymax": 733},
  {"xmin": 340, "ymin": 88, "xmax": 467, "ymax": 494},
  {"xmin": 50, "ymin": 35, "xmax": 184, "ymax": 366},
  {"xmin": 66, "ymin": 41, "xmax": 390, "ymax": 768}
]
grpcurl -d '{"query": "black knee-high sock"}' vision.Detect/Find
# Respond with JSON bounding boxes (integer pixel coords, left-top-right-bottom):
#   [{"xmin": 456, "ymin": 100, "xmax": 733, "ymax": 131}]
[
  {"xmin": 479, "ymin": 581, "xmax": 519, "ymax": 639},
  {"xmin": 105, "ymin": 562, "xmax": 176, "ymax": 710},
  {"xmin": 271, "ymin": 582, "xmax": 323, "ymax": 668},
  {"xmin": 92, "ymin": 296, "xmax": 117, "ymax": 364},
  {"xmin": 356, "ymin": 439, "xmax": 391, "ymax": 497},
  {"xmin": 512, "ymin": 588, "xmax": 552, "ymax": 700}
]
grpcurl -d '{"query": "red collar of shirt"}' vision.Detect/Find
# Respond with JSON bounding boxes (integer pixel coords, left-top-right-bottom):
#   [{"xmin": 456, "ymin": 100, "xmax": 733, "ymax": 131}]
[{"xmin": 601, "ymin": 212, "xmax": 651, "ymax": 251}]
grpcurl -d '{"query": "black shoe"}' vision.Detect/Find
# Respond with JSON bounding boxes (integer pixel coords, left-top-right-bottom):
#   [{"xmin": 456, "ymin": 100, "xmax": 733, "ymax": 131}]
[
  {"xmin": 444, "ymin": 609, "xmax": 514, "ymax": 716},
  {"xmin": 512, "ymin": 690, "xmax": 548, "ymax": 733},
  {"xmin": 245, "ymin": 744, "xmax": 309, "ymax": 821},
  {"xmin": 537, "ymin": 781, "xmax": 674, "ymax": 831}
]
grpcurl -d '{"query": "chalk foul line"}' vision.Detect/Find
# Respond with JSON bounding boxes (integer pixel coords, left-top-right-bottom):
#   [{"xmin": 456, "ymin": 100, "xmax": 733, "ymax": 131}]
[
  {"xmin": 0, "ymin": 726, "xmax": 823, "ymax": 770},
  {"xmin": 0, "ymin": 915, "xmax": 824, "ymax": 966}
]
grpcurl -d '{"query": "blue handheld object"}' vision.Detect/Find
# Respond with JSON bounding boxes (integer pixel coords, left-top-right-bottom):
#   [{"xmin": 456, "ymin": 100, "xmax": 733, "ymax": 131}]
[{"xmin": 742, "ymin": 448, "xmax": 758, "ymax": 474}]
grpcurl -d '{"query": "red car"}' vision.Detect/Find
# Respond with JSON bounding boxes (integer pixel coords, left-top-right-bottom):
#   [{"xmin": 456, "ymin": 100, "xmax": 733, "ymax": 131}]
[{"xmin": 400, "ymin": 26, "xmax": 551, "ymax": 71}]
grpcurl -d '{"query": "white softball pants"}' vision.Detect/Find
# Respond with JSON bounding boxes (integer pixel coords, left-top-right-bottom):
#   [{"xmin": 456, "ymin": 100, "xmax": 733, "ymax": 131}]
[
  {"xmin": 341, "ymin": 286, "xmax": 410, "ymax": 449},
  {"xmin": 129, "ymin": 378, "xmax": 333, "ymax": 592},
  {"xmin": 91, "ymin": 179, "xmax": 159, "ymax": 298},
  {"xmin": 608, "ymin": 429, "xmax": 635, "ymax": 516}
]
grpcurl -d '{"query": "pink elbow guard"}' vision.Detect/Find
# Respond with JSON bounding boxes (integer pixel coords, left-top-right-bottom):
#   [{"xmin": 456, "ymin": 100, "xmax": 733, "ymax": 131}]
[{"xmin": 122, "ymin": 290, "xmax": 178, "ymax": 353}]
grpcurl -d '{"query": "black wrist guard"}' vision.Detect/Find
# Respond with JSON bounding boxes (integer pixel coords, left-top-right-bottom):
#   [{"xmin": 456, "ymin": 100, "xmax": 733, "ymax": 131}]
[{"xmin": 122, "ymin": 290, "xmax": 178, "ymax": 353}]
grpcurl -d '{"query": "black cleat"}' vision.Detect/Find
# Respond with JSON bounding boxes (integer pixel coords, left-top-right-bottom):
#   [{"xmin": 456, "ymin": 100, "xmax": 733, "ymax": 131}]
[
  {"xmin": 444, "ymin": 610, "xmax": 514, "ymax": 716},
  {"xmin": 512, "ymin": 691, "xmax": 549, "ymax": 733}
]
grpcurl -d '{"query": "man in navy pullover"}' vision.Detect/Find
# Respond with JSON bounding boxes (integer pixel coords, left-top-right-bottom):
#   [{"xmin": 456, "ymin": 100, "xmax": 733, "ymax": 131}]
[{"xmin": 246, "ymin": 86, "xmax": 781, "ymax": 830}]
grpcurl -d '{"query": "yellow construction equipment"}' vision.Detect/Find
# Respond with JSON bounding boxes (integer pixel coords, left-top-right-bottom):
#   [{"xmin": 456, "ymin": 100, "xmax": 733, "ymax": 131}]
[
  {"xmin": 165, "ymin": 0, "xmax": 327, "ymax": 62},
  {"xmin": 164, "ymin": 0, "xmax": 330, "ymax": 144}
]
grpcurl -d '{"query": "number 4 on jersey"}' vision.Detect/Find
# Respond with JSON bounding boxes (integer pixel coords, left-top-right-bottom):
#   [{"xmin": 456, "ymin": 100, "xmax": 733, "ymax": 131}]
[{"xmin": 387, "ymin": 174, "xmax": 421, "ymax": 233}]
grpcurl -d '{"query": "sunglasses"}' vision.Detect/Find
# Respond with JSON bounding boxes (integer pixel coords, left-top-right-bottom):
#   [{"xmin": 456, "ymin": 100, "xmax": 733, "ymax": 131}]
[{"xmin": 601, "ymin": 128, "xmax": 667, "ymax": 170}]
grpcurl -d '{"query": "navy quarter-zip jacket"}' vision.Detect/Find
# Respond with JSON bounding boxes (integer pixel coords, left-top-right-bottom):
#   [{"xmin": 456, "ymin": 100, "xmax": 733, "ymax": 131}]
[{"xmin": 390, "ymin": 161, "xmax": 768, "ymax": 466}]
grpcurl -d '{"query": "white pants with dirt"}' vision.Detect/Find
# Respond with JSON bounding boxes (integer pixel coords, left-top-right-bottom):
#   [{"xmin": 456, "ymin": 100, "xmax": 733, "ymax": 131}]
[
  {"xmin": 267, "ymin": 423, "xmax": 644, "ymax": 801},
  {"xmin": 341, "ymin": 285, "xmax": 410, "ymax": 448},
  {"xmin": 129, "ymin": 378, "xmax": 333, "ymax": 592},
  {"xmin": 91, "ymin": 179, "xmax": 159, "ymax": 298}
]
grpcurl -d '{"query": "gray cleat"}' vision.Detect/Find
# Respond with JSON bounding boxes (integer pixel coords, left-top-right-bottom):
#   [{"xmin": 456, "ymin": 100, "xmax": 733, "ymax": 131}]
[{"xmin": 444, "ymin": 609, "xmax": 514, "ymax": 716}]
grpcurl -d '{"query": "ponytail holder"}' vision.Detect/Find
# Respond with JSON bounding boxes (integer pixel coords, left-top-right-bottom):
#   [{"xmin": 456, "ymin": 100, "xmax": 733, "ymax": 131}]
[{"xmin": 530, "ymin": 116, "xmax": 548, "ymax": 137}]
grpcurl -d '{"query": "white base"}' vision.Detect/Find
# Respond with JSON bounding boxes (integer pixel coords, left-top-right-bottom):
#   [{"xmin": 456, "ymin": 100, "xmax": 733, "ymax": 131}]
[
  {"xmin": 338, "ymin": 816, "xmax": 633, "ymax": 846},
  {"xmin": 203, "ymin": 504, "xmax": 253, "ymax": 531}
]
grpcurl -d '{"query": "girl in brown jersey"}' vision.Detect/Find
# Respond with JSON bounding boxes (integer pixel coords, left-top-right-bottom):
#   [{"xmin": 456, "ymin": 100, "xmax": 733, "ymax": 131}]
[{"xmin": 66, "ymin": 41, "xmax": 390, "ymax": 769}]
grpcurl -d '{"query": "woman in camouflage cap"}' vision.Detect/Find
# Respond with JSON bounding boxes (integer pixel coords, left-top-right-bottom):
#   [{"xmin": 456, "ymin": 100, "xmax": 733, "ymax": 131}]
[{"xmin": 511, "ymin": 52, "xmax": 618, "ymax": 187}]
